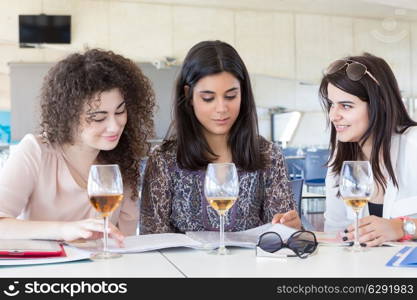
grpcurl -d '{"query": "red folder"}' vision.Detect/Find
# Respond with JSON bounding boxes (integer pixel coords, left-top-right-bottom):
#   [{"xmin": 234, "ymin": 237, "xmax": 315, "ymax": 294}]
[{"xmin": 0, "ymin": 240, "xmax": 66, "ymax": 259}]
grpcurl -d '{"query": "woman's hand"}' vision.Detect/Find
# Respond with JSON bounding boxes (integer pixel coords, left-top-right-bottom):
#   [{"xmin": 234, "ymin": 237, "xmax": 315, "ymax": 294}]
[
  {"xmin": 59, "ymin": 218, "xmax": 125, "ymax": 247},
  {"xmin": 344, "ymin": 215, "xmax": 403, "ymax": 247},
  {"xmin": 272, "ymin": 210, "xmax": 302, "ymax": 230}
]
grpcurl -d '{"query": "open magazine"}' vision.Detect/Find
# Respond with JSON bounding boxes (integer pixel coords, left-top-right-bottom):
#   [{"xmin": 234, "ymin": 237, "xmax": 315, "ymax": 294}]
[{"xmin": 67, "ymin": 223, "xmax": 297, "ymax": 253}]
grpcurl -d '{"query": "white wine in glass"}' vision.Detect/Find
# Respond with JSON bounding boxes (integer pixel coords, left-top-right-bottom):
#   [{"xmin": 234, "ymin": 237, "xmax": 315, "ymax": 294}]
[
  {"xmin": 207, "ymin": 197, "xmax": 236, "ymax": 214},
  {"xmin": 343, "ymin": 197, "xmax": 369, "ymax": 212},
  {"xmin": 88, "ymin": 164, "xmax": 124, "ymax": 259},
  {"xmin": 339, "ymin": 161, "xmax": 373, "ymax": 252},
  {"xmin": 204, "ymin": 163, "xmax": 239, "ymax": 255}
]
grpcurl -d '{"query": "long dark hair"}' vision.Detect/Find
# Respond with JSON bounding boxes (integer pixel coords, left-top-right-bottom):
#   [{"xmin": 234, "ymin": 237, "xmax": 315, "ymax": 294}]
[
  {"xmin": 40, "ymin": 49, "xmax": 155, "ymax": 201},
  {"xmin": 319, "ymin": 53, "xmax": 417, "ymax": 191},
  {"xmin": 163, "ymin": 40, "xmax": 266, "ymax": 171}
]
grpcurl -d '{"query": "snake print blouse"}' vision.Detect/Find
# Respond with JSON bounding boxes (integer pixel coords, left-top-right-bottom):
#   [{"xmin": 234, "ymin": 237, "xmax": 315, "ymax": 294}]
[{"xmin": 140, "ymin": 138, "xmax": 295, "ymax": 234}]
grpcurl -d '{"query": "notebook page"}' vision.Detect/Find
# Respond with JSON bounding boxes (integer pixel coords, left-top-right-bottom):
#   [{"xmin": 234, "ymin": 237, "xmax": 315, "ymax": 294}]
[
  {"xmin": 186, "ymin": 223, "xmax": 297, "ymax": 249},
  {"xmin": 107, "ymin": 233, "xmax": 202, "ymax": 253}
]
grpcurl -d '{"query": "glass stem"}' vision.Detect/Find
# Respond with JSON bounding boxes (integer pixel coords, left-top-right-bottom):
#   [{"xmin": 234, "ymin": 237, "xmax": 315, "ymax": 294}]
[
  {"xmin": 103, "ymin": 216, "xmax": 109, "ymax": 253},
  {"xmin": 354, "ymin": 211, "xmax": 360, "ymax": 248},
  {"xmin": 219, "ymin": 213, "xmax": 225, "ymax": 250}
]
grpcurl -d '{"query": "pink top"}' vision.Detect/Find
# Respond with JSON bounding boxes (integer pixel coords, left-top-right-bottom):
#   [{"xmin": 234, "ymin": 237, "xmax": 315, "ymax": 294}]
[{"xmin": 0, "ymin": 134, "xmax": 138, "ymax": 235}]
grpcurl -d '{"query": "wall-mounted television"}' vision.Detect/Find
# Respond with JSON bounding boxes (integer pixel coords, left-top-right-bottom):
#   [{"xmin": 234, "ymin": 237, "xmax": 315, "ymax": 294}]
[{"xmin": 19, "ymin": 14, "xmax": 71, "ymax": 44}]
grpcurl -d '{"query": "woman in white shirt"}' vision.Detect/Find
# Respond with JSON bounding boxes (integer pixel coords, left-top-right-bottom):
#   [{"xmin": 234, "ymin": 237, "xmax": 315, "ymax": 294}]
[{"xmin": 320, "ymin": 53, "xmax": 417, "ymax": 246}]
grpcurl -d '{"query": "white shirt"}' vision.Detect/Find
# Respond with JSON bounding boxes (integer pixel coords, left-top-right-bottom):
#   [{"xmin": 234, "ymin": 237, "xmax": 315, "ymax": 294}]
[{"xmin": 324, "ymin": 126, "xmax": 417, "ymax": 233}]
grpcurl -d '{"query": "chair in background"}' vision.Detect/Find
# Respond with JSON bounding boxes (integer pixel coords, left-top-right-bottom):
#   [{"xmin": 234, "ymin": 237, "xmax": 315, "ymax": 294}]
[
  {"xmin": 303, "ymin": 148, "xmax": 329, "ymax": 193},
  {"xmin": 290, "ymin": 178, "xmax": 304, "ymax": 217},
  {"xmin": 282, "ymin": 147, "xmax": 305, "ymax": 180},
  {"xmin": 290, "ymin": 179, "xmax": 314, "ymax": 231}
]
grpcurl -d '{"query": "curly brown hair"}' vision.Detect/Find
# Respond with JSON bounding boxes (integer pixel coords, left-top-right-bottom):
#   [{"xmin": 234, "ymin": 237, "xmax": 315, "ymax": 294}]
[{"xmin": 40, "ymin": 48, "xmax": 155, "ymax": 201}]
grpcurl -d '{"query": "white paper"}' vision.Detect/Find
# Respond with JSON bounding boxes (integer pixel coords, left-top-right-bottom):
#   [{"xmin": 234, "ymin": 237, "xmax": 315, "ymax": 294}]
[
  {"xmin": 108, "ymin": 233, "xmax": 202, "ymax": 253},
  {"xmin": 0, "ymin": 246, "xmax": 91, "ymax": 266},
  {"xmin": 186, "ymin": 223, "xmax": 297, "ymax": 250},
  {"xmin": 240, "ymin": 223, "xmax": 297, "ymax": 240},
  {"xmin": 67, "ymin": 223, "xmax": 298, "ymax": 253},
  {"xmin": 65, "ymin": 233, "xmax": 202, "ymax": 253}
]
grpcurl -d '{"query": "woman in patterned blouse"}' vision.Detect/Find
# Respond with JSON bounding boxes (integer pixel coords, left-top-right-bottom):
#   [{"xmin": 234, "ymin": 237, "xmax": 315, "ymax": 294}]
[{"xmin": 140, "ymin": 40, "xmax": 300, "ymax": 234}]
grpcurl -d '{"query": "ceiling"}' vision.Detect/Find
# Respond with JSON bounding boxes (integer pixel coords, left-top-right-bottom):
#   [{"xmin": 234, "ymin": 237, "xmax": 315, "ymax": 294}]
[{"xmin": 124, "ymin": 0, "xmax": 417, "ymax": 20}]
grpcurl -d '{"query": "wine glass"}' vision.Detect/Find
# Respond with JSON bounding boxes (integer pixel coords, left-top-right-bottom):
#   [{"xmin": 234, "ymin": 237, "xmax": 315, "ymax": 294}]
[
  {"xmin": 204, "ymin": 163, "xmax": 239, "ymax": 255},
  {"xmin": 339, "ymin": 161, "xmax": 373, "ymax": 252},
  {"xmin": 87, "ymin": 164, "xmax": 124, "ymax": 259}
]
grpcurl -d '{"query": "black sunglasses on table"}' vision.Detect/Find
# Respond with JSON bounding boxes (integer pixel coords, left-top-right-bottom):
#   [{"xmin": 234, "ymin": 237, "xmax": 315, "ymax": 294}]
[{"xmin": 257, "ymin": 230, "xmax": 318, "ymax": 259}]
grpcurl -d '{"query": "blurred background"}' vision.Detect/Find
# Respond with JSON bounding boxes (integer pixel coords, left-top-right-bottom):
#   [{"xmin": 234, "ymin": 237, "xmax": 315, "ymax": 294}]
[{"xmin": 1, "ymin": 0, "xmax": 417, "ymax": 229}]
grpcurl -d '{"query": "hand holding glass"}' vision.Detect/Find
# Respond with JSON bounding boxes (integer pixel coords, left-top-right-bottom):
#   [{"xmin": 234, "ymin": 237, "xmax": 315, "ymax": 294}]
[
  {"xmin": 87, "ymin": 164, "xmax": 124, "ymax": 259},
  {"xmin": 339, "ymin": 161, "xmax": 373, "ymax": 252},
  {"xmin": 204, "ymin": 163, "xmax": 239, "ymax": 255}
]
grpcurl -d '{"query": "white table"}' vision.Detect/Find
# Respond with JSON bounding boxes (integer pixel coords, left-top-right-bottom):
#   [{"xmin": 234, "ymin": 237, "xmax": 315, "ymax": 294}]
[
  {"xmin": 160, "ymin": 246, "xmax": 417, "ymax": 278},
  {"xmin": 1, "ymin": 244, "xmax": 417, "ymax": 278},
  {"xmin": 0, "ymin": 246, "xmax": 184, "ymax": 278}
]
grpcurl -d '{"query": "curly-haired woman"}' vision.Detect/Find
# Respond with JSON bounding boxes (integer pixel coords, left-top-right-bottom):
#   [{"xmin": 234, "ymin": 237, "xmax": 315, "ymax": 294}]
[{"xmin": 0, "ymin": 49, "xmax": 155, "ymax": 244}]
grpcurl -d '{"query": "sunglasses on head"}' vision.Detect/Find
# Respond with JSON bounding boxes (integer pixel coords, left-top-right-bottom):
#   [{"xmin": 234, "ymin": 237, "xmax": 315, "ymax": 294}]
[
  {"xmin": 257, "ymin": 230, "xmax": 318, "ymax": 259},
  {"xmin": 325, "ymin": 59, "xmax": 380, "ymax": 86}
]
